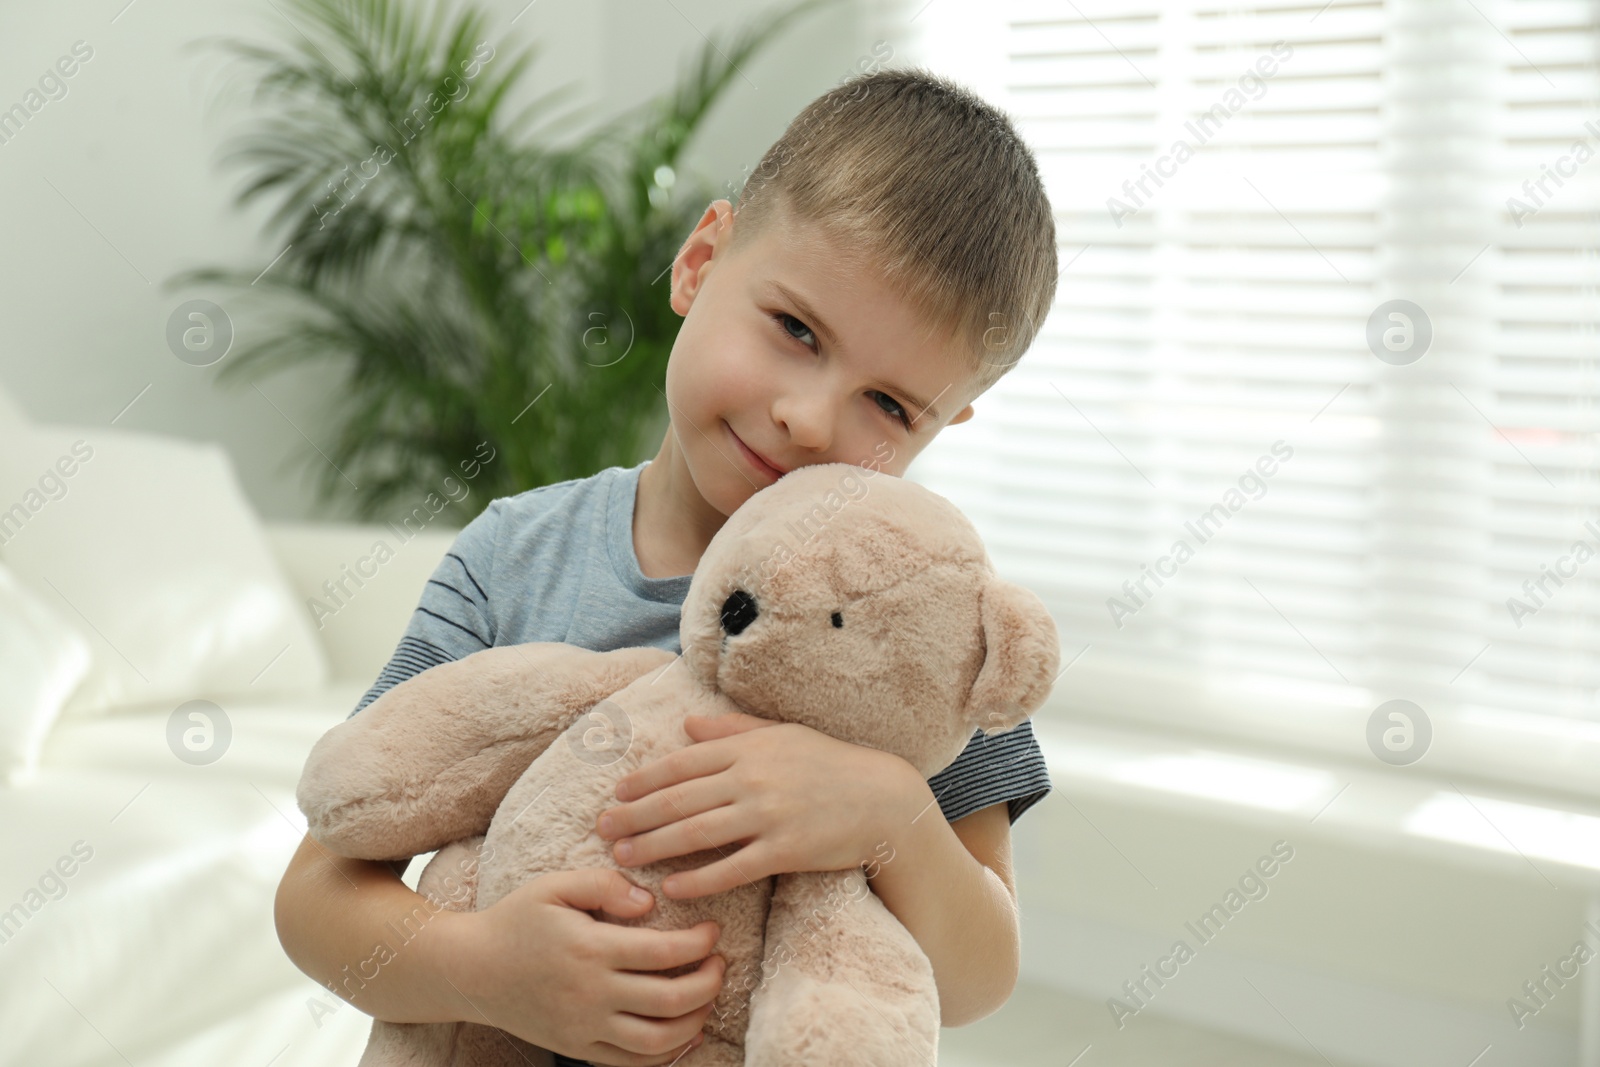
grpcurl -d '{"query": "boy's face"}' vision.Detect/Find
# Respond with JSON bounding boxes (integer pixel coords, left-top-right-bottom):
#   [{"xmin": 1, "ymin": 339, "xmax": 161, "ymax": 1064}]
[{"xmin": 664, "ymin": 199, "xmax": 979, "ymax": 519}]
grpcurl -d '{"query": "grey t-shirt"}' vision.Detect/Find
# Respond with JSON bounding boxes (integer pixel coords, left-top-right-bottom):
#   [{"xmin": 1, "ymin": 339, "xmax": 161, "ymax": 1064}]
[{"xmin": 352, "ymin": 458, "xmax": 1054, "ymax": 821}]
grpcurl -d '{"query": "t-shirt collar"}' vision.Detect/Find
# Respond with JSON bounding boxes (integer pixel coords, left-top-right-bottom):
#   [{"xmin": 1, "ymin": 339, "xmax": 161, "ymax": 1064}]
[{"xmin": 607, "ymin": 459, "xmax": 695, "ymax": 603}]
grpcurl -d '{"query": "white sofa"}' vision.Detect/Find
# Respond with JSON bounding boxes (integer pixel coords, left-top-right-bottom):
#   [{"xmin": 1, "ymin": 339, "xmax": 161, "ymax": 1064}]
[{"xmin": 0, "ymin": 391, "xmax": 459, "ymax": 1067}]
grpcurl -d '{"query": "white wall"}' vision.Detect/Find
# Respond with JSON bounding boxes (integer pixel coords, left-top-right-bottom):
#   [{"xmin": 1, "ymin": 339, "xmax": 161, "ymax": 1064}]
[{"xmin": 0, "ymin": 0, "xmax": 878, "ymax": 521}]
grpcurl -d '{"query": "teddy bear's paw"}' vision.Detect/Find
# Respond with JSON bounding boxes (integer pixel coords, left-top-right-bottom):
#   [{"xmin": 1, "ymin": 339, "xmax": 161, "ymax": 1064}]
[
  {"xmin": 676, "ymin": 1031, "xmax": 744, "ymax": 1066},
  {"xmin": 451, "ymin": 1022, "xmax": 555, "ymax": 1066},
  {"xmin": 741, "ymin": 973, "xmax": 938, "ymax": 1067},
  {"xmin": 357, "ymin": 1019, "xmax": 457, "ymax": 1066},
  {"xmin": 414, "ymin": 836, "xmax": 488, "ymax": 913},
  {"xmin": 361, "ymin": 1017, "xmax": 556, "ymax": 1067},
  {"xmin": 356, "ymin": 1017, "xmax": 552, "ymax": 1066}
]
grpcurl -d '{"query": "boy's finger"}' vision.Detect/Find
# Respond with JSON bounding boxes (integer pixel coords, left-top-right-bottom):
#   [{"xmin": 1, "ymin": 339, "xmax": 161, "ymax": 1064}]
[
  {"xmin": 684, "ymin": 712, "xmax": 773, "ymax": 739},
  {"xmin": 663, "ymin": 849, "xmax": 758, "ymax": 900},
  {"xmin": 611, "ymin": 954, "xmax": 726, "ymax": 1018},
  {"xmin": 547, "ymin": 868, "xmax": 654, "ymax": 918},
  {"xmin": 596, "ymin": 1006, "xmax": 712, "ymax": 1065},
  {"xmin": 617, "ymin": 744, "xmax": 730, "ymax": 800},
  {"xmin": 588, "ymin": 1028, "xmax": 706, "ymax": 1067},
  {"xmin": 604, "ymin": 919, "xmax": 722, "ymax": 973}
]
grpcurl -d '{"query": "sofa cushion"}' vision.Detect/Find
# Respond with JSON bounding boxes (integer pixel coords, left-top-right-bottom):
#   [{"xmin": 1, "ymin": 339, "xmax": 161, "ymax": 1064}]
[
  {"xmin": 0, "ymin": 421, "xmax": 329, "ymax": 715},
  {"xmin": 0, "ymin": 559, "xmax": 91, "ymax": 784},
  {"xmin": 1, "ymin": 682, "xmax": 372, "ymax": 1065}
]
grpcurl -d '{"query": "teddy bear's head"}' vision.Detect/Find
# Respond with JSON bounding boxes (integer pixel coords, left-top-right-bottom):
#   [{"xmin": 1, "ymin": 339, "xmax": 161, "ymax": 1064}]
[{"xmin": 678, "ymin": 463, "xmax": 1060, "ymax": 778}]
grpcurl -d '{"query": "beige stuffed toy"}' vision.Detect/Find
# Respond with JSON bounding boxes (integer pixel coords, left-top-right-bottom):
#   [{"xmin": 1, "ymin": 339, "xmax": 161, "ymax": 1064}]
[{"xmin": 296, "ymin": 462, "xmax": 1061, "ymax": 1066}]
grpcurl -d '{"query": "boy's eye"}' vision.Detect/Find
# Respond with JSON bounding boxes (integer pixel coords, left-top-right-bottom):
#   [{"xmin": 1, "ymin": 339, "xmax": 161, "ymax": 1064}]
[
  {"xmin": 872, "ymin": 391, "xmax": 912, "ymax": 429},
  {"xmin": 772, "ymin": 311, "xmax": 817, "ymax": 349}
]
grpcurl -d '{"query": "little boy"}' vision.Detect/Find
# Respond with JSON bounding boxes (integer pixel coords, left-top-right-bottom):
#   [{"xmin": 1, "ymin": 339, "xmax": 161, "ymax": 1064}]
[{"xmin": 276, "ymin": 66, "xmax": 1059, "ymax": 1066}]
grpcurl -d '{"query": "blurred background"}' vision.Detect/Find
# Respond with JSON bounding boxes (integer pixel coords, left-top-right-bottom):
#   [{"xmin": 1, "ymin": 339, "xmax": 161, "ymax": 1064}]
[{"xmin": 2, "ymin": 0, "xmax": 1599, "ymax": 1065}]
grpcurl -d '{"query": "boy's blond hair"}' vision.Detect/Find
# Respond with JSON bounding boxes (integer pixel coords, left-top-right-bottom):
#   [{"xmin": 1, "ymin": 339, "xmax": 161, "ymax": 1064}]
[{"xmin": 728, "ymin": 66, "xmax": 1058, "ymax": 399}]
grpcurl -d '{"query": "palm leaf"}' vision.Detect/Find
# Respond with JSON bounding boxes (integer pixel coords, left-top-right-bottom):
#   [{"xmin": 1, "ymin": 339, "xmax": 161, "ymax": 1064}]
[{"xmin": 169, "ymin": 0, "xmax": 833, "ymax": 522}]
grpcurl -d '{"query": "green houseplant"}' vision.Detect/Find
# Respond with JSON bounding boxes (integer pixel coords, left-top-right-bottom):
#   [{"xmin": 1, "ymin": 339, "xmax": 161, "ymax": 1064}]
[{"xmin": 171, "ymin": 0, "xmax": 835, "ymax": 524}]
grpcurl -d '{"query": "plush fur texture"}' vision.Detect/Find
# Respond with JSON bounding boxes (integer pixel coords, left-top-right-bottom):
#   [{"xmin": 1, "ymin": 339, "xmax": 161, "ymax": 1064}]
[{"xmin": 296, "ymin": 463, "xmax": 1061, "ymax": 1066}]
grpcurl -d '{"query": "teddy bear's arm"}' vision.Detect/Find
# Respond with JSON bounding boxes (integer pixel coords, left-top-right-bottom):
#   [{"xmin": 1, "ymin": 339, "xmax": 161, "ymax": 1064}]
[{"xmin": 296, "ymin": 642, "xmax": 675, "ymax": 861}]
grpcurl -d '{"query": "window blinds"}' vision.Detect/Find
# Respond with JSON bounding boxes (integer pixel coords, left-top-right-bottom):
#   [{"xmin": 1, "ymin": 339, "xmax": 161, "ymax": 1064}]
[{"xmin": 896, "ymin": 0, "xmax": 1600, "ymax": 798}]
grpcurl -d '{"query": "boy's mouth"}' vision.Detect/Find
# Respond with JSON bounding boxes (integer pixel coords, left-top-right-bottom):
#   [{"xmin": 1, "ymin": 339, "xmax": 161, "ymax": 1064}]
[{"xmin": 726, "ymin": 421, "xmax": 788, "ymax": 480}]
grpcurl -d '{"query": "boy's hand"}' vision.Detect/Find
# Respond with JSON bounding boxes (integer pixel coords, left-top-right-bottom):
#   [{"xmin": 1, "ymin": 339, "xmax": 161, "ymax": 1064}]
[
  {"xmin": 595, "ymin": 712, "xmax": 922, "ymax": 899},
  {"xmin": 449, "ymin": 869, "xmax": 723, "ymax": 1066}
]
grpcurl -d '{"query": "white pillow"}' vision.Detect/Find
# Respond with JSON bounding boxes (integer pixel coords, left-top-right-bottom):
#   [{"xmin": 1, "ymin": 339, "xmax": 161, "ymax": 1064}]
[
  {"xmin": 0, "ymin": 559, "xmax": 91, "ymax": 782},
  {"xmin": 0, "ymin": 421, "xmax": 329, "ymax": 715}
]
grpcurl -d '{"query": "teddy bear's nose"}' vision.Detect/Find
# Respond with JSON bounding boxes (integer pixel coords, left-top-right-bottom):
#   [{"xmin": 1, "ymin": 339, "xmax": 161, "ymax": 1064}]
[{"xmin": 719, "ymin": 589, "xmax": 759, "ymax": 636}]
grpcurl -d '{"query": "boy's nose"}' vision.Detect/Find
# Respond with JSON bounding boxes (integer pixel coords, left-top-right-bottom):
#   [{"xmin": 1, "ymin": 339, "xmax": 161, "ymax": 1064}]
[
  {"xmin": 719, "ymin": 589, "xmax": 759, "ymax": 636},
  {"xmin": 771, "ymin": 394, "xmax": 834, "ymax": 452}
]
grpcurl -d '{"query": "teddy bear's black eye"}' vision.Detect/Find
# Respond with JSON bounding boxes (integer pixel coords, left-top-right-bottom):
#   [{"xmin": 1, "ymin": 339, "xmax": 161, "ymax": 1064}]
[{"xmin": 831, "ymin": 611, "xmax": 843, "ymax": 628}]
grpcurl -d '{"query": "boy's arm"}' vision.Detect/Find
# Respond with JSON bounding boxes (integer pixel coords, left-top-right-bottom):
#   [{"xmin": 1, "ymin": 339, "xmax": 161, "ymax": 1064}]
[
  {"xmin": 867, "ymin": 788, "xmax": 1020, "ymax": 1028},
  {"xmin": 275, "ymin": 831, "xmax": 475, "ymax": 1022}
]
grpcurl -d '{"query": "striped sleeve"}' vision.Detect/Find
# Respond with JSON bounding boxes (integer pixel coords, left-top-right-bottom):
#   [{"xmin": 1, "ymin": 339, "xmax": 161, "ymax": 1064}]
[
  {"xmin": 348, "ymin": 500, "xmax": 504, "ymax": 720},
  {"xmin": 927, "ymin": 718, "xmax": 1053, "ymax": 825}
]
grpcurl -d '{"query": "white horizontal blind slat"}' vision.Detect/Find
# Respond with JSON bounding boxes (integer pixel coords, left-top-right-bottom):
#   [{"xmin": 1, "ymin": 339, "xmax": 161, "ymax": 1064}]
[{"xmin": 900, "ymin": 0, "xmax": 1600, "ymax": 772}]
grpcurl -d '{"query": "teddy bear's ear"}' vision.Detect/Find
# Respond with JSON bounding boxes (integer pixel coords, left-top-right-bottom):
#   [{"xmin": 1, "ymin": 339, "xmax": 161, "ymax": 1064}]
[{"xmin": 964, "ymin": 577, "xmax": 1062, "ymax": 736}]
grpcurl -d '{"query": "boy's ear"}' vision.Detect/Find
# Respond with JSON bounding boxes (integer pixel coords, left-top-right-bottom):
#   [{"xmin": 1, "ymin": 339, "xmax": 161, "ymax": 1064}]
[
  {"xmin": 670, "ymin": 200, "xmax": 734, "ymax": 316},
  {"xmin": 947, "ymin": 403, "xmax": 975, "ymax": 426}
]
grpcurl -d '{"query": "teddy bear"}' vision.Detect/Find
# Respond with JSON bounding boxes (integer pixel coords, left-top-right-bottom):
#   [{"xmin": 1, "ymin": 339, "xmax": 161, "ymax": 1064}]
[{"xmin": 295, "ymin": 461, "xmax": 1061, "ymax": 1067}]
